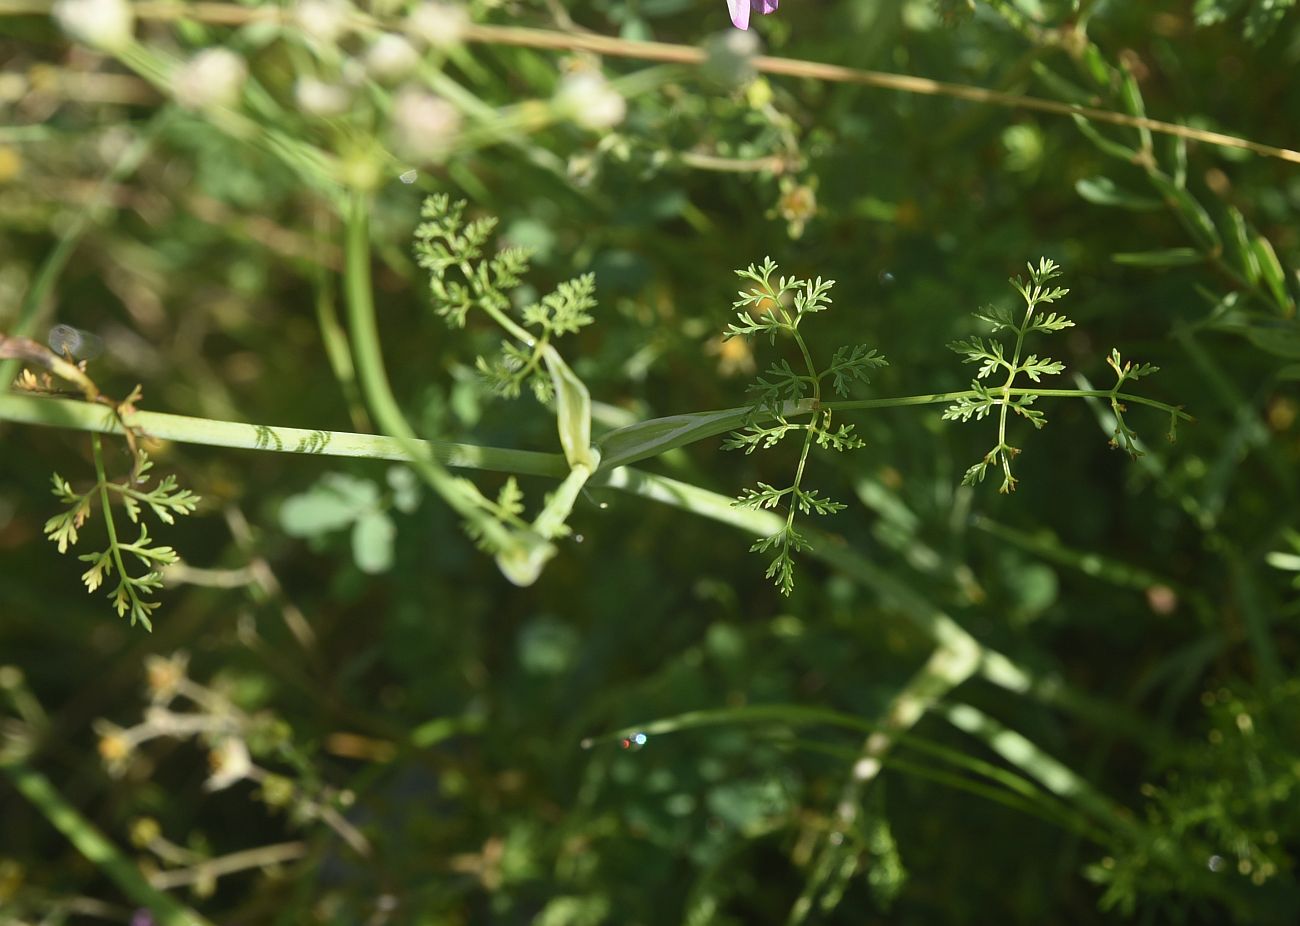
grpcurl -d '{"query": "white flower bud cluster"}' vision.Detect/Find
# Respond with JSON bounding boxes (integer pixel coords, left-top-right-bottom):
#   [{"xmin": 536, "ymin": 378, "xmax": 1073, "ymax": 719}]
[
  {"xmin": 295, "ymin": 76, "xmax": 353, "ymax": 116},
  {"xmin": 365, "ymin": 33, "xmax": 419, "ymax": 83},
  {"xmin": 406, "ymin": 1, "xmax": 469, "ymax": 49},
  {"xmin": 391, "ymin": 86, "xmax": 462, "ymax": 159},
  {"xmin": 172, "ymin": 48, "xmax": 249, "ymax": 111},
  {"xmin": 52, "ymin": 0, "xmax": 134, "ymax": 52},
  {"xmin": 554, "ymin": 71, "xmax": 626, "ymax": 131},
  {"xmin": 294, "ymin": 0, "xmax": 354, "ymax": 47}
]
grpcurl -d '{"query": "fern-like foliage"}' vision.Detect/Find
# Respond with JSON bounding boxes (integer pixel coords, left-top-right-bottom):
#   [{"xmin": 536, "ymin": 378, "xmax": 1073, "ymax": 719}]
[
  {"xmin": 414, "ymin": 194, "xmax": 596, "ymax": 404},
  {"xmin": 723, "ymin": 258, "xmax": 887, "ymax": 595},
  {"xmin": 944, "ymin": 259, "xmax": 1173, "ymax": 492},
  {"xmin": 412, "ymin": 195, "xmax": 602, "ymax": 583},
  {"xmin": 1106, "ymin": 348, "xmax": 1161, "ymax": 455},
  {"xmin": 943, "ymin": 258, "xmax": 1073, "ymax": 493},
  {"xmin": 45, "ymin": 442, "xmax": 199, "ymax": 631}
]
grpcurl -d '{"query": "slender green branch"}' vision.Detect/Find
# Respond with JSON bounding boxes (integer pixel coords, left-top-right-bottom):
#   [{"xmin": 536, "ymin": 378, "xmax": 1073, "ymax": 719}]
[
  {"xmin": 590, "ymin": 465, "xmax": 1166, "ymax": 746},
  {"xmin": 0, "ymin": 385, "xmax": 1188, "ymax": 479},
  {"xmin": 342, "ymin": 191, "xmax": 523, "ymax": 554},
  {"xmin": 312, "ymin": 262, "xmax": 370, "ymax": 432},
  {"xmin": 0, "ymin": 393, "xmax": 569, "ymax": 477},
  {"xmin": 996, "ymin": 293, "xmax": 1037, "ymax": 488},
  {"xmin": 828, "ymin": 387, "xmax": 1188, "ymax": 417},
  {"xmin": 595, "ymin": 703, "xmax": 1107, "ymax": 842},
  {"xmin": 790, "ymin": 639, "xmax": 982, "ymax": 924},
  {"xmin": 90, "ymin": 435, "xmax": 134, "ymax": 615}
]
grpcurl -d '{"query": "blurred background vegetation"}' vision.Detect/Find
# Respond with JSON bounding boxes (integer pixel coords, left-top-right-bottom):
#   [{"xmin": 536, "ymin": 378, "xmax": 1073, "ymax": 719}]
[{"xmin": 2, "ymin": 0, "xmax": 1300, "ymax": 922}]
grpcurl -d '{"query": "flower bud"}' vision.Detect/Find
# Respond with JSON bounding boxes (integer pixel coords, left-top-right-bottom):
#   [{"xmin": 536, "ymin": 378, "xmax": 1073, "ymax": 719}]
[
  {"xmin": 172, "ymin": 49, "xmax": 248, "ymax": 110},
  {"xmin": 295, "ymin": 76, "xmax": 352, "ymax": 116},
  {"xmin": 407, "ymin": 1, "xmax": 469, "ymax": 49},
  {"xmin": 52, "ymin": 0, "xmax": 134, "ymax": 52},
  {"xmin": 294, "ymin": 0, "xmax": 353, "ymax": 47},
  {"xmin": 554, "ymin": 71, "xmax": 626, "ymax": 131},
  {"xmin": 390, "ymin": 86, "xmax": 461, "ymax": 160},
  {"xmin": 365, "ymin": 33, "xmax": 418, "ymax": 83}
]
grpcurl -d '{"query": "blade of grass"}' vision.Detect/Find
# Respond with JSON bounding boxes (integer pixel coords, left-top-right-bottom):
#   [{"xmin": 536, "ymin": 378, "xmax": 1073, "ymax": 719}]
[{"xmin": 0, "ymin": 760, "xmax": 214, "ymax": 926}]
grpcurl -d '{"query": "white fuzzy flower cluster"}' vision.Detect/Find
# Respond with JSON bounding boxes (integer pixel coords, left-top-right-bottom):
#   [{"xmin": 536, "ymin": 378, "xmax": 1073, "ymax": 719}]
[
  {"xmin": 365, "ymin": 32, "xmax": 419, "ymax": 83},
  {"xmin": 295, "ymin": 76, "xmax": 352, "ymax": 116},
  {"xmin": 52, "ymin": 0, "xmax": 134, "ymax": 52},
  {"xmin": 554, "ymin": 71, "xmax": 626, "ymax": 131},
  {"xmin": 406, "ymin": 1, "xmax": 469, "ymax": 49},
  {"xmin": 294, "ymin": 0, "xmax": 353, "ymax": 47},
  {"xmin": 391, "ymin": 86, "xmax": 462, "ymax": 160},
  {"xmin": 172, "ymin": 48, "xmax": 249, "ymax": 111}
]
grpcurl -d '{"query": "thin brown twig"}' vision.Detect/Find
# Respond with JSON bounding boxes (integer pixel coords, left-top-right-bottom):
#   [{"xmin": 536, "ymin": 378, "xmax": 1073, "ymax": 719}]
[
  {"xmin": 223, "ymin": 505, "xmax": 318, "ymax": 651},
  {"xmin": 459, "ymin": 24, "xmax": 1300, "ymax": 166},
  {"xmin": 2, "ymin": 0, "xmax": 1294, "ymax": 163},
  {"xmin": 146, "ymin": 840, "xmax": 307, "ymax": 890}
]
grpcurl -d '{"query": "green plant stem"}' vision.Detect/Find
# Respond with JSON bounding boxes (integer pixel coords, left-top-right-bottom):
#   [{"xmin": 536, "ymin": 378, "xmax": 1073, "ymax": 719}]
[
  {"xmin": 342, "ymin": 190, "xmax": 519, "ymax": 552},
  {"xmin": 789, "ymin": 639, "xmax": 982, "ymax": 924},
  {"xmin": 0, "ymin": 393, "xmax": 569, "ymax": 477},
  {"xmin": 457, "ymin": 255, "xmax": 536, "ymax": 347},
  {"xmin": 783, "ymin": 327, "xmax": 822, "ymax": 534},
  {"xmin": 0, "ymin": 384, "xmax": 1189, "ymax": 478},
  {"xmin": 312, "ymin": 261, "xmax": 371, "ymax": 433},
  {"xmin": 995, "ymin": 294, "xmax": 1038, "ymax": 489},
  {"xmin": 91, "ymin": 433, "xmax": 139, "ymax": 620},
  {"xmin": 591, "ymin": 466, "xmax": 1165, "ymax": 742},
  {"xmin": 0, "ymin": 759, "xmax": 214, "ymax": 926},
  {"xmin": 833, "ymin": 386, "xmax": 1186, "ymax": 417},
  {"xmin": 598, "ymin": 704, "xmax": 1106, "ymax": 841}
]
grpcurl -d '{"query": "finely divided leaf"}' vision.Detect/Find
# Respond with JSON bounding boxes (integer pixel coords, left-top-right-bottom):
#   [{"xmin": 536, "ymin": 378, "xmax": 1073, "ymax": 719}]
[
  {"xmin": 1019, "ymin": 354, "xmax": 1065, "ymax": 382},
  {"xmin": 1024, "ymin": 312, "xmax": 1075, "ymax": 335},
  {"xmin": 825, "ymin": 344, "xmax": 887, "ymax": 397},
  {"xmin": 736, "ymin": 482, "xmax": 790, "ymax": 510},
  {"xmin": 949, "ymin": 337, "xmax": 1006, "ymax": 379},
  {"xmin": 973, "ymin": 303, "xmax": 1018, "ymax": 331}
]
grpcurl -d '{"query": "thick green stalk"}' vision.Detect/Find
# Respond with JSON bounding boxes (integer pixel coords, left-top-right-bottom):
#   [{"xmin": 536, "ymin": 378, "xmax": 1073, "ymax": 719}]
[
  {"xmin": 0, "ymin": 393, "xmax": 568, "ymax": 477},
  {"xmin": 342, "ymin": 191, "xmax": 533, "ymax": 556},
  {"xmin": 0, "ymin": 384, "xmax": 1189, "ymax": 480},
  {"xmin": 312, "ymin": 265, "xmax": 371, "ymax": 432}
]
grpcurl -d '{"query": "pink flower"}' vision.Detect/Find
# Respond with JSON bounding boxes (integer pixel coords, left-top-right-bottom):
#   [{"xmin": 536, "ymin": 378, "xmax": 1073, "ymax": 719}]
[{"xmin": 727, "ymin": 0, "xmax": 778, "ymax": 29}]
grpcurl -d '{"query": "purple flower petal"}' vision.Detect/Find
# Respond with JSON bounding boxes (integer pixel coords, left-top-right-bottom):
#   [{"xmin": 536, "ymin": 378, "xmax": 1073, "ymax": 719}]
[
  {"xmin": 727, "ymin": 0, "xmax": 780, "ymax": 30},
  {"xmin": 727, "ymin": 0, "xmax": 751, "ymax": 29}
]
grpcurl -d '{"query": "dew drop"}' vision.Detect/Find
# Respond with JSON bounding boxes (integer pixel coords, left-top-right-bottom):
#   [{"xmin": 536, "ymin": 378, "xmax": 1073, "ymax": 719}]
[
  {"xmin": 1208, "ymin": 854, "xmax": 1225, "ymax": 872},
  {"xmin": 878, "ymin": 270, "xmax": 896, "ymax": 286},
  {"xmin": 399, "ymin": 169, "xmax": 418, "ymax": 184},
  {"xmin": 598, "ymin": 502, "xmax": 609, "ymax": 510},
  {"xmin": 620, "ymin": 731, "xmax": 648, "ymax": 751},
  {"xmin": 579, "ymin": 737, "xmax": 594, "ymax": 750},
  {"xmin": 574, "ymin": 534, "xmax": 584, "ymax": 544}
]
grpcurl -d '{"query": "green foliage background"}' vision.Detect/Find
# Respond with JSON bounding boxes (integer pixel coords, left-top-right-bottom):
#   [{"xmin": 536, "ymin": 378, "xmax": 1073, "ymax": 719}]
[{"xmin": 2, "ymin": 0, "xmax": 1300, "ymax": 923}]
